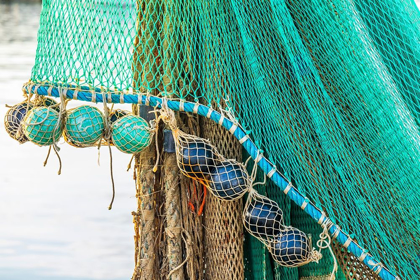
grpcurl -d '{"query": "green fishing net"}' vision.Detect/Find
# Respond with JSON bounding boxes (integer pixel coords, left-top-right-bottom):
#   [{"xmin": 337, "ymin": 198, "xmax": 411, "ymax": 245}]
[{"xmin": 29, "ymin": 0, "xmax": 419, "ymax": 278}]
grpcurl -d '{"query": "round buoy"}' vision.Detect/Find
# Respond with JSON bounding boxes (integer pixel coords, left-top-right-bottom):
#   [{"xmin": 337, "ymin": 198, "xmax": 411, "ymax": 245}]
[
  {"xmin": 180, "ymin": 141, "xmax": 215, "ymax": 178},
  {"xmin": 22, "ymin": 107, "xmax": 62, "ymax": 146},
  {"xmin": 65, "ymin": 105, "xmax": 104, "ymax": 147},
  {"xmin": 4, "ymin": 102, "xmax": 34, "ymax": 143},
  {"xmin": 244, "ymin": 196, "xmax": 283, "ymax": 239},
  {"xmin": 208, "ymin": 162, "xmax": 249, "ymax": 200},
  {"xmin": 269, "ymin": 228, "xmax": 310, "ymax": 267},
  {"xmin": 111, "ymin": 115, "xmax": 152, "ymax": 154}
]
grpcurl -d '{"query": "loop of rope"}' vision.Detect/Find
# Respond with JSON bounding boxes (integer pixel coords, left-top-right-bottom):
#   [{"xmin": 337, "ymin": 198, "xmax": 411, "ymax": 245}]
[
  {"xmin": 167, "ymin": 229, "xmax": 192, "ymax": 280},
  {"xmin": 370, "ymin": 262, "xmax": 384, "ymax": 275},
  {"xmin": 48, "ymin": 87, "xmax": 66, "ymax": 174},
  {"xmin": 316, "ymin": 215, "xmax": 338, "ymax": 280}
]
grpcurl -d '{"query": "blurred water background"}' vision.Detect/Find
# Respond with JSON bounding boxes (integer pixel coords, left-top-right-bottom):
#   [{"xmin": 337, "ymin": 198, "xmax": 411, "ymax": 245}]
[{"xmin": 0, "ymin": 1, "xmax": 136, "ymax": 279}]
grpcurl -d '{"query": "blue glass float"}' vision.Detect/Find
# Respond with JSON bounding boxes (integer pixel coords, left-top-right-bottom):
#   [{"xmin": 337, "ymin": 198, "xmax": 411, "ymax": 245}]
[
  {"xmin": 108, "ymin": 109, "xmax": 129, "ymax": 145},
  {"xmin": 37, "ymin": 97, "xmax": 59, "ymax": 111},
  {"xmin": 4, "ymin": 102, "xmax": 34, "ymax": 143},
  {"xmin": 244, "ymin": 196, "xmax": 283, "ymax": 238},
  {"xmin": 65, "ymin": 105, "xmax": 104, "ymax": 147},
  {"xmin": 269, "ymin": 228, "xmax": 310, "ymax": 267},
  {"xmin": 111, "ymin": 115, "xmax": 152, "ymax": 154},
  {"xmin": 180, "ymin": 141, "xmax": 215, "ymax": 178},
  {"xmin": 208, "ymin": 162, "xmax": 249, "ymax": 200},
  {"xmin": 23, "ymin": 107, "xmax": 62, "ymax": 146},
  {"xmin": 109, "ymin": 109, "xmax": 128, "ymax": 124}
]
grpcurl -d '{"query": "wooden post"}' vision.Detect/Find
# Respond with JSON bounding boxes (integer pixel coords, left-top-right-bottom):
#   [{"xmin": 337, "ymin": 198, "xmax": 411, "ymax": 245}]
[
  {"xmin": 132, "ymin": 0, "xmax": 160, "ymax": 279},
  {"xmin": 160, "ymin": 1, "xmax": 184, "ymax": 277},
  {"xmin": 163, "ymin": 130, "xmax": 184, "ymax": 280}
]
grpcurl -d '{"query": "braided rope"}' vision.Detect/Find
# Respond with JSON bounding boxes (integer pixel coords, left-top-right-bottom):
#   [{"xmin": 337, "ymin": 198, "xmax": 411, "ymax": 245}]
[{"xmin": 24, "ymin": 83, "xmax": 400, "ymax": 280}]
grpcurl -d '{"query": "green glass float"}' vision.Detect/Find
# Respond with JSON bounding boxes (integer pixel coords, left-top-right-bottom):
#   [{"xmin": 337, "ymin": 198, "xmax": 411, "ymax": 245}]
[
  {"xmin": 112, "ymin": 115, "xmax": 152, "ymax": 154},
  {"xmin": 64, "ymin": 105, "xmax": 104, "ymax": 147},
  {"xmin": 22, "ymin": 107, "xmax": 62, "ymax": 146},
  {"xmin": 108, "ymin": 109, "xmax": 129, "ymax": 145}
]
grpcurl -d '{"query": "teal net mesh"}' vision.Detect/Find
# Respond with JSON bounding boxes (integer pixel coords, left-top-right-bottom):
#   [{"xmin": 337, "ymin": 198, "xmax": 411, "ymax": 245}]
[{"xmin": 28, "ymin": 0, "xmax": 420, "ymax": 278}]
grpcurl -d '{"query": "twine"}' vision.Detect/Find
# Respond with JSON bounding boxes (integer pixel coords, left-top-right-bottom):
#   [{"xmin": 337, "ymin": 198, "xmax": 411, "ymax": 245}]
[
  {"xmin": 167, "ymin": 229, "xmax": 192, "ymax": 280},
  {"xmin": 316, "ymin": 216, "xmax": 338, "ymax": 280},
  {"xmin": 102, "ymin": 93, "xmax": 116, "ymax": 210}
]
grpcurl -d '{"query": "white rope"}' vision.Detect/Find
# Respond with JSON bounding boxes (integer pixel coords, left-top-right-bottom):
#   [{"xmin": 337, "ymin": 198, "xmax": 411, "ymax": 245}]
[
  {"xmin": 73, "ymin": 89, "xmax": 78, "ymax": 100},
  {"xmin": 332, "ymin": 226, "xmax": 341, "ymax": 239},
  {"xmin": 343, "ymin": 236, "xmax": 352, "ymax": 249},
  {"xmin": 218, "ymin": 114, "xmax": 225, "ymax": 126},
  {"xmin": 179, "ymin": 99, "xmax": 185, "ymax": 112},
  {"xmin": 317, "ymin": 218, "xmax": 338, "ymax": 280},
  {"xmin": 284, "ymin": 182, "xmax": 293, "ymax": 194},
  {"xmin": 239, "ymin": 134, "xmax": 249, "ymax": 144},
  {"xmin": 193, "ymin": 102, "xmax": 199, "ymax": 114},
  {"xmin": 358, "ymin": 250, "xmax": 368, "ymax": 262},
  {"xmin": 318, "ymin": 212, "xmax": 325, "ymax": 225},
  {"xmin": 255, "ymin": 152, "xmax": 263, "ymax": 163},
  {"xmin": 145, "ymin": 93, "xmax": 150, "ymax": 106},
  {"xmin": 301, "ymin": 198, "xmax": 308, "ymax": 210},
  {"xmin": 267, "ymin": 166, "xmax": 276, "ymax": 178},
  {"xmin": 229, "ymin": 123, "xmax": 238, "ymax": 134},
  {"xmin": 370, "ymin": 262, "xmax": 384, "ymax": 275},
  {"xmin": 206, "ymin": 107, "xmax": 213, "ymax": 118}
]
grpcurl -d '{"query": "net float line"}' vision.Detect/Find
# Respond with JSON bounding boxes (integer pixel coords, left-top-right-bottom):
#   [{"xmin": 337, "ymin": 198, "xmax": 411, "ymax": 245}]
[{"xmin": 25, "ymin": 82, "xmax": 400, "ymax": 280}]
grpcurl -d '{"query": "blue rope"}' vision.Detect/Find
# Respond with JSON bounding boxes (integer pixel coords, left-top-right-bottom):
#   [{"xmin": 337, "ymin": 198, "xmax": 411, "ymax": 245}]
[{"xmin": 26, "ymin": 84, "xmax": 398, "ymax": 280}]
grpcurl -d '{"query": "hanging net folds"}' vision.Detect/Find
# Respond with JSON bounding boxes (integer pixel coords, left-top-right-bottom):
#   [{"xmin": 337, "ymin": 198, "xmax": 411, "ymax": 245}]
[{"xmin": 26, "ymin": 0, "xmax": 420, "ymax": 278}]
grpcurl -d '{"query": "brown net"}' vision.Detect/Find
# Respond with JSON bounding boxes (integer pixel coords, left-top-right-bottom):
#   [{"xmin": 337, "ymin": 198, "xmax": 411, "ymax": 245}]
[
  {"xmin": 179, "ymin": 114, "xmax": 205, "ymax": 280},
  {"xmin": 332, "ymin": 240, "xmax": 382, "ymax": 280},
  {"xmin": 202, "ymin": 116, "xmax": 244, "ymax": 280}
]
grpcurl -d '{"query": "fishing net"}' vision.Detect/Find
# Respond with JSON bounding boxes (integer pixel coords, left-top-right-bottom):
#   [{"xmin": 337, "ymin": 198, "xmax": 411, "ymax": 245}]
[
  {"xmin": 20, "ymin": 0, "xmax": 420, "ymax": 278},
  {"xmin": 201, "ymin": 116, "xmax": 245, "ymax": 280}
]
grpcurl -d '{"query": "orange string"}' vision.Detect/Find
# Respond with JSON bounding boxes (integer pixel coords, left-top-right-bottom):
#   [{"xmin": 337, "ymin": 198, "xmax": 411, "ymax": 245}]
[{"xmin": 197, "ymin": 185, "xmax": 206, "ymax": 216}]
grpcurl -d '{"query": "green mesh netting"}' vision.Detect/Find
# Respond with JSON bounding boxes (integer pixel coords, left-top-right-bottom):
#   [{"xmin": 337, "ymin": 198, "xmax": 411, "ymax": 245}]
[{"xmin": 29, "ymin": 0, "xmax": 419, "ymax": 278}]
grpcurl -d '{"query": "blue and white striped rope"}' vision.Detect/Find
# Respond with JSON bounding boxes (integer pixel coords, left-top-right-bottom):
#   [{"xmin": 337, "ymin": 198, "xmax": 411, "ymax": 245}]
[{"xmin": 25, "ymin": 83, "xmax": 399, "ymax": 280}]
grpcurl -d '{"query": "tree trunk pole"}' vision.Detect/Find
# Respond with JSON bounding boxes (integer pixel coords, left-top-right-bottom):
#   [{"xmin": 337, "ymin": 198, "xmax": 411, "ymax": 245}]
[
  {"xmin": 163, "ymin": 130, "xmax": 184, "ymax": 280},
  {"xmin": 160, "ymin": 0, "xmax": 184, "ymax": 278},
  {"xmin": 132, "ymin": 0, "xmax": 160, "ymax": 279}
]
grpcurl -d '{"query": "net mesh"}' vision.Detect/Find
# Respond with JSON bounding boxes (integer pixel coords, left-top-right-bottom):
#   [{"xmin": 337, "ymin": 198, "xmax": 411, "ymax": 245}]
[
  {"xmin": 202, "ymin": 116, "xmax": 244, "ymax": 280},
  {"xmin": 27, "ymin": 0, "xmax": 420, "ymax": 278}
]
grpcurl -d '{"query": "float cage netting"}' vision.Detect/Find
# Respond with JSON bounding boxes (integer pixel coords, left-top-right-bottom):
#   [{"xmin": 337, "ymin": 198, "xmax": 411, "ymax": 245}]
[{"xmin": 24, "ymin": 0, "xmax": 420, "ymax": 279}]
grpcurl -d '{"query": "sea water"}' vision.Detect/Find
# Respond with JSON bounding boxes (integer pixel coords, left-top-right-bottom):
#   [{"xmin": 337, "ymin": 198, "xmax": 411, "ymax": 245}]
[{"xmin": 0, "ymin": 1, "xmax": 135, "ymax": 279}]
